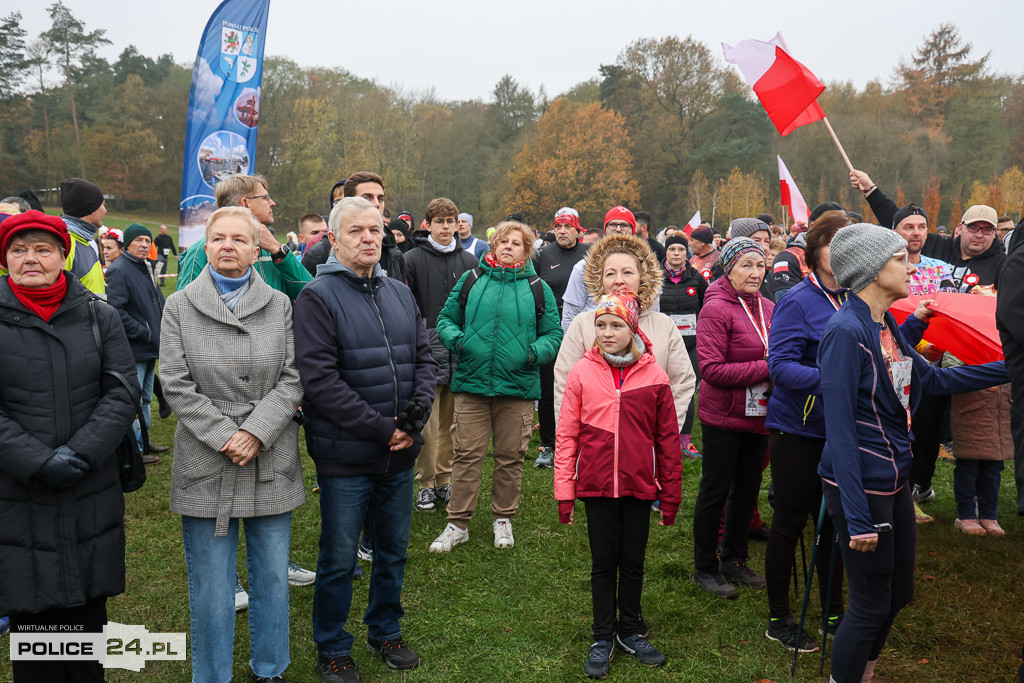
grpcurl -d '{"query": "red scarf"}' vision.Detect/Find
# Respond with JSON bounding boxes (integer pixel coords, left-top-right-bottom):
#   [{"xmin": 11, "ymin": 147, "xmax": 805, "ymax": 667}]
[
  {"xmin": 8, "ymin": 273, "xmax": 68, "ymax": 322},
  {"xmin": 484, "ymin": 252, "xmax": 526, "ymax": 270}
]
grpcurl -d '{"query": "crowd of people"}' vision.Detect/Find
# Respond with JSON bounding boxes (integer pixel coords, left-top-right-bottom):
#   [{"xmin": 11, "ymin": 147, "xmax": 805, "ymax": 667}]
[{"xmin": 0, "ymin": 168, "xmax": 1022, "ymax": 683}]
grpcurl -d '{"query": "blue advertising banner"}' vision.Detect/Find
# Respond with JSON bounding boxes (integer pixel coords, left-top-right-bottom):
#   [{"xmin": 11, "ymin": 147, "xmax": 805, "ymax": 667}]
[{"xmin": 179, "ymin": 0, "xmax": 270, "ymax": 247}]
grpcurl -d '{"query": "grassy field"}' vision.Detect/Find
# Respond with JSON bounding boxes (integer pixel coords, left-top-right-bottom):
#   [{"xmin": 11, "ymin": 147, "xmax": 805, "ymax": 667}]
[
  {"xmin": 3, "ymin": 415, "xmax": 1022, "ymax": 682},
  {"xmin": 2, "ymin": 212, "xmax": 1022, "ymax": 681}
]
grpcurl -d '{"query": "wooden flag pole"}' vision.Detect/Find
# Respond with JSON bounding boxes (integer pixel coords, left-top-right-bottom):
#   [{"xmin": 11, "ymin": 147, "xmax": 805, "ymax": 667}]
[{"xmin": 821, "ymin": 117, "xmax": 854, "ymax": 174}]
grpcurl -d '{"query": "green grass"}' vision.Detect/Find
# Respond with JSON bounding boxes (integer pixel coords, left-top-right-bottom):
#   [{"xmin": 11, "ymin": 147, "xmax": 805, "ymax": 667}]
[{"xmin": 3, "ymin": 415, "xmax": 1021, "ymax": 682}]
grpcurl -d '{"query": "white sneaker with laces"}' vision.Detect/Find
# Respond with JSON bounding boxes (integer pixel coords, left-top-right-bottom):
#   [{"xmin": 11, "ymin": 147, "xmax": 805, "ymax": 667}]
[
  {"xmin": 429, "ymin": 523, "xmax": 469, "ymax": 553},
  {"xmin": 234, "ymin": 582, "xmax": 249, "ymax": 612},
  {"xmin": 493, "ymin": 518, "xmax": 514, "ymax": 548},
  {"xmin": 287, "ymin": 562, "xmax": 316, "ymax": 586}
]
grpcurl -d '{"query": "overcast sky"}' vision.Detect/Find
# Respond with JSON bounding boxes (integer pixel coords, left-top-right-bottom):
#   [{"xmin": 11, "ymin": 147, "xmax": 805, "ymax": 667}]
[{"xmin": 13, "ymin": 0, "xmax": 1023, "ymax": 102}]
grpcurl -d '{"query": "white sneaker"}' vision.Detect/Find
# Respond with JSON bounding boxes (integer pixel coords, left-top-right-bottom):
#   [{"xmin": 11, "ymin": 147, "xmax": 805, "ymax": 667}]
[
  {"xmin": 493, "ymin": 518, "xmax": 514, "ymax": 548},
  {"xmin": 287, "ymin": 561, "xmax": 316, "ymax": 586},
  {"xmin": 234, "ymin": 581, "xmax": 249, "ymax": 612},
  {"xmin": 429, "ymin": 523, "xmax": 469, "ymax": 553}
]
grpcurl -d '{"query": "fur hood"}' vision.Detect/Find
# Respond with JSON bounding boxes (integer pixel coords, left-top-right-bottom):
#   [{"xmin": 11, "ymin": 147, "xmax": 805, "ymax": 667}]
[{"xmin": 582, "ymin": 235, "xmax": 662, "ymax": 309}]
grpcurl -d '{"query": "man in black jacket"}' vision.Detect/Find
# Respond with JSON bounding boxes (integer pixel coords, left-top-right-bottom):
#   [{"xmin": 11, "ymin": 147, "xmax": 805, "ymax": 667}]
[
  {"xmin": 294, "ymin": 197, "xmax": 435, "ymax": 679},
  {"xmin": 153, "ymin": 224, "xmax": 177, "ymax": 287},
  {"xmin": 997, "ymin": 224, "xmax": 1024, "ymax": 516},
  {"xmin": 851, "ymin": 170, "xmax": 1005, "ymax": 287},
  {"xmin": 532, "ymin": 207, "xmax": 589, "ymax": 467},
  {"xmin": 302, "ymin": 172, "xmax": 408, "ymax": 283},
  {"xmin": 404, "ymin": 198, "xmax": 477, "ymax": 511}
]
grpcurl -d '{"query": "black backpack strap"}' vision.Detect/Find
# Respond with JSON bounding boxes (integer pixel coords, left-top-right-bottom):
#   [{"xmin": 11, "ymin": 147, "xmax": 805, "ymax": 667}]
[
  {"xmin": 457, "ymin": 268, "xmax": 484, "ymax": 310},
  {"xmin": 87, "ymin": 300, "xmax": 150, "ymax": 453},
  {"xmin": 528, "ymin": 275, "xmax": 545, "ymax": 322}
]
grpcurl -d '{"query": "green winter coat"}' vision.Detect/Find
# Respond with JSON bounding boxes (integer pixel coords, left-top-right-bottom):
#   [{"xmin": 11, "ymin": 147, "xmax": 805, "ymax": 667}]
[{"xmin": 437, "ymin": 258, "xmax": 562, "ymax": 400}]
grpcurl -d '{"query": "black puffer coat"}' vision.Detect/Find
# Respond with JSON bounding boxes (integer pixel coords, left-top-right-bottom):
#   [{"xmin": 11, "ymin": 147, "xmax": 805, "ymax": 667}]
[
  {"xmin": 660, "ymin": 260, "xmax": 707, "ymax": 351},
  {"xmin": 0, "ymin": 274, "xmax": 139, "ymax": 615},
  {"xmin": 403, "ymin": 240, "xmax": 478, "ymax": 384}
]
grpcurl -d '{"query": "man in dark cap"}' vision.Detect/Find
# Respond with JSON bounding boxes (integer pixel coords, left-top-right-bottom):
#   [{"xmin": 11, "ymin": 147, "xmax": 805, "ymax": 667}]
[
  {"xmin": 60, "ymin": 177, "xmax": 108, "ymax": 295},
  {"xmin": 688, "ymin": 224, "xmax": 720, "ymax": 279}
]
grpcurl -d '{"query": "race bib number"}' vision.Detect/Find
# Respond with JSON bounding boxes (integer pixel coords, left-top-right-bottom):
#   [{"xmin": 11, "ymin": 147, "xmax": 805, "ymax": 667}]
[
  {"xmin": 671, "ymin": 313, "xmax": 697, "ymax": 337},
  {"xmin": 745, "ymin": 381, "xmax": 771, "ymax": 417},
  {"xmin": 891, "ymin": 359, "xmax": 912, "ymax": 409},
  {"xmin": 163, "ymin": 248, "xmax": 171, "ymax": 256}
]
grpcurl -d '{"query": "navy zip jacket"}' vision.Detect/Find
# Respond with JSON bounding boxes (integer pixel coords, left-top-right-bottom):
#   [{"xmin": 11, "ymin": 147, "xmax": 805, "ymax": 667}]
[
  {"xmin": 816, "ymin": 294, "xmax": 1007, "ymax": 537},
  {"xmin": 294, "ymin": 254, "xmax": 436, "ymax": 477},
  {"xmin": 766, "ymin": 276, "xmax": 927, "ymax": 439}
]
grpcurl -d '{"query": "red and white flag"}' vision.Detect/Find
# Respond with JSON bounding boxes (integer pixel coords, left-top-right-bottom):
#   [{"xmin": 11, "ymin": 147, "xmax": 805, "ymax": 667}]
[
  {"xmin": 777, "ymin": 156, "xmax": 809, "ymax": 225},
  {"xmin": 722, "ymin": 33, "xmax": 825, "ymax": 136},
  {"xmin": 682, "ymin": 210, "xmax": 701, "ymax": 237}
]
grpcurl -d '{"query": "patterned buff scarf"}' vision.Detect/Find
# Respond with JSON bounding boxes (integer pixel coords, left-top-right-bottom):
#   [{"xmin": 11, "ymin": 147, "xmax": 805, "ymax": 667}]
[
  {"xmin": 484, "ymin": 252, "xmax": 525, "ymax": 270},
  {"xmin": 663, "ymin": 264, "xmax": 685, "ymax": 282}
]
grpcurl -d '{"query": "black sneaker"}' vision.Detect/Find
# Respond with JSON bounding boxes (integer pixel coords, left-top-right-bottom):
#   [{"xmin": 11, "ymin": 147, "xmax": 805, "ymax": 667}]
[
  {"xmin": 584, "ymin": 640, "xmax": 614, "ymax": 679},
  {"xmin": 819, "ymin": 612, "xmax": 843, "ymax": 638},
  {"xmin": 250, "ymin": 672, "xmax": 286, "ymax": 683},
  {"xmin": 693, "ymin": 571, "xmax": 739, "ymax": 599},
  {"xmin": 367, "ymin": 636, "xmax": 420, "ymax": 671},
  {"xmin": 721, "ymin": 559, "xmax": 767, "ymax": 589},
  {"xmin": 316, "ymin": 654, "xmax": 360, "ymax": 683},
  {"xmin": 615, "ymin": 633, "xmax": 667, "ymax": 667},
  {"xmin": 765, "ymin": 615, "xmax": 820, "ymax": 653}
]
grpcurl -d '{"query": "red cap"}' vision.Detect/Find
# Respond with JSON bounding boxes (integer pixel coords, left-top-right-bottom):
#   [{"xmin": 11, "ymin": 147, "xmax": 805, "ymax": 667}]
[
  {"xmin": 603, "ymin": 206, "xmax": 636, "ymax": 234},
  {"xmin": 0, "ymin": 210, "xmax": 72, "ymax": 268}
]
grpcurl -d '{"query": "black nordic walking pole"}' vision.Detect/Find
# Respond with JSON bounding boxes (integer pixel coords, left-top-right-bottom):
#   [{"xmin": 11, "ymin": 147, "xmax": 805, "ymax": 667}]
[
  {"xmin": 791, "ymin": 497, "xmax": 829, "ymax": 676},
  {"xmin": 819, "ymin": 528, "xmax": 840, "ymax": 676}
]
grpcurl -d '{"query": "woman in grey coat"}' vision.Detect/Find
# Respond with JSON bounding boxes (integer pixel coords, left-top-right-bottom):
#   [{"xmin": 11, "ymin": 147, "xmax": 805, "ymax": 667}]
[{"xmin": 160, "ymin": 207, "xmax": 305, "ymax": 683}]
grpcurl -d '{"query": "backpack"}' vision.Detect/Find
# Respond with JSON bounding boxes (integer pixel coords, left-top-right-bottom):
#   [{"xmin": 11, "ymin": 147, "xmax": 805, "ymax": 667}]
[{"xmin": 456, "ymin": 267, "xmax": 546, "ymax": 322}]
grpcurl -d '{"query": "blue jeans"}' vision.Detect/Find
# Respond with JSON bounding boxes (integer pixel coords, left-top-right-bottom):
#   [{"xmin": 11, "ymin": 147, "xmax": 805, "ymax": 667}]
[
  {"xmin": 182, "ymin": 513, "xmax": 292, "ymax": 683},
  {"xmin": 313, "ymin": 467, "xmax": 414, "ymax": 656},
  {"xmin": 134, "ymin": 359, "xmax": 155, "ymax": 443},
  {"xmin": 954, "ymin": 459, "xmax": 1004, "ymax": 519}
]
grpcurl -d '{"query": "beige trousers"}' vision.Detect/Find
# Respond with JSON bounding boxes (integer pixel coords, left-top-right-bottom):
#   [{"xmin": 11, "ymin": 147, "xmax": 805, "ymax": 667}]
[
  {"xmin": 447, "ymin": 393, "xmax": 534, "ymax": 528},
  {"xmin": 416, "ymin": 384, "xmax": 455, "ymax": 488}
]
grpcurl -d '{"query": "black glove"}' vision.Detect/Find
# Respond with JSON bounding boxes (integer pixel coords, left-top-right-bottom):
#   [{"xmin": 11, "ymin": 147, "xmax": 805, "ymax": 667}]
[
  {"xmin": 395, "ymin": 400, "xmax": 429, "ymax": 445},
  {"xmin": 34, "ymin": 446, "xmax": 90, "ymax": 489}
]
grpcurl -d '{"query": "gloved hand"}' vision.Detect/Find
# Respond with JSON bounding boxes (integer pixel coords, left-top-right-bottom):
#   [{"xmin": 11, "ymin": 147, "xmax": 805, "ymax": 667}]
[
  {"xmin": 395, "ymin": 401, "xmax": 429, "ymax": 444},
  {"xmin": 34, "ymin": 446, "xmax": 89, "ymax": 489}
]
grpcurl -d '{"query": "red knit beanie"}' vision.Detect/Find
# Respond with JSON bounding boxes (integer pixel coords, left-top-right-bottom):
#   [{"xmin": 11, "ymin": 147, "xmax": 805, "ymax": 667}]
[
  {"xmin": 0, "ymin": 211, "xmax": 72, "ymax": 267},
  {"xmin": 603, "ymin": 206, "xmax": 636, "ymax": 234}
]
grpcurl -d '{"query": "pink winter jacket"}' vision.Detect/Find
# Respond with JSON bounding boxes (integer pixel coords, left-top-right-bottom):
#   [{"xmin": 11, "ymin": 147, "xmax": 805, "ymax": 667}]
[
  {"xmin": 696, "ymin": 276, "xmax": 774, "ymax": 433},
  {"xmin": 555, "ymin": 346, "xmax": 683, "ymax": 522}
]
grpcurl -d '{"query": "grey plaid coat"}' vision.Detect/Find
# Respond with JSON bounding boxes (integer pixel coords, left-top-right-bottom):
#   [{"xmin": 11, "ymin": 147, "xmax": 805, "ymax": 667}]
[{"xmin": 160, "ymin": 267, "xmax": 305, "ymax": 535}]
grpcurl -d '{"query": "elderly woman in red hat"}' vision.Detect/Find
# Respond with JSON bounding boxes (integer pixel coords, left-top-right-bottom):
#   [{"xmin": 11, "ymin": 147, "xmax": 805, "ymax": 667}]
[{"xmin": 0, "ymin": 210, "xmax": 138, "ymax": 682}]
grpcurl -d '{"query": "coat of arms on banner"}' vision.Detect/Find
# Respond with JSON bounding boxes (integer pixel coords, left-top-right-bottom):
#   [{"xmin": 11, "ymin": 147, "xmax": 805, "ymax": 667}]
[{"xmin": 221, "ymin": 25, "xmax": 258, "ymax": 83}]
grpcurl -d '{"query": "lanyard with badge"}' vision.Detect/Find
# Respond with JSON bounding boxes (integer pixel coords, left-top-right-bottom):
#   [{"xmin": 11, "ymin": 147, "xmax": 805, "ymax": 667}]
[
  {"xmin": 739, "ymin": 296, "xmax": 771, "ymax": 416},
  {"xmin": 809, "ymin": 273, "xmax": 845, "ymax": 312}
]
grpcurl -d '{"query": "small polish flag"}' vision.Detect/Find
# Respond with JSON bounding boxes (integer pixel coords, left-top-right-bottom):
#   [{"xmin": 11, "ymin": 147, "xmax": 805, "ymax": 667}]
[
  {"xmin": 773, "ymin": 260, "xmax": 789, "ymax": 274},
  {"xmin": 722, "ymin": 33, "xmax": 825, "ymax": 136},
  {"xmin": 778, "ymin": 156, "xmax": 810, "ymax": 225},
  {"xmin": 682, "ymin": 210, "xmax": 702, "ymax": 237}
]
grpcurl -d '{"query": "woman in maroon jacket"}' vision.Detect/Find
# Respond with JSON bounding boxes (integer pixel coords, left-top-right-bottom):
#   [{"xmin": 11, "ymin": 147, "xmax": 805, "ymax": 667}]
[{"xmin": 691, "ymin": 237, "xmax": 774, "ymax": 599}]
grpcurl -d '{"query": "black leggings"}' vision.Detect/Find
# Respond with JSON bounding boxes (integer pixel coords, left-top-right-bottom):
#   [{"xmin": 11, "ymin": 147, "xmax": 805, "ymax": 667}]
[
  {"xmin": 682, "ymin": 346, "xmax": 700, "ymax": 436},
  {"xmin": 823, "ymin": 483, "xmax": 915, "ymax": 683},
  {"xmin": 764, "ymin": 431, "xmax": 844, "ymax": 619},
  {"xmin": 538, "ymin": 360, "xmax": 556, "ymax": 449},
  {"xmin": 584, "ymin": 496, "xmax": 651, "ymax": 641},
  {"xmin": 693, "ymin": 424, "xmax": 767, "ymax": 574},
  {"xmin": 908, "ymin": 393, "xmax": 948, "ymax": 491}
]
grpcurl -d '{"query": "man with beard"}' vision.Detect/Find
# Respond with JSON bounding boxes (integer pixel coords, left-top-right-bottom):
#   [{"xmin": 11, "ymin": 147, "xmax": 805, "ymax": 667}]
[{"xmin": 532, "ymin": 207, "xmax": 589, "ymax": 467}]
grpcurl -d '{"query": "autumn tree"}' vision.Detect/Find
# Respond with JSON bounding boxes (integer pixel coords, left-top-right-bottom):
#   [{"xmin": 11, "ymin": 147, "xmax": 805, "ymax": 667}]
[
  {"xmin": 923, "ymin": 176, "xmax": 941, "ymax": 230},
  {"xmin": 715, "ymin": 167, "xmax": 767, "ymax": 227},
  {"xmin": 0, "ymin": 12, "xmax": 29, "ymax": 96},
  {"xmin": 1000, "ymin": 167, "xmax": 1024, "ymax": 220},
  {"xmin": 504, "ymin": 99, "xmax": 639, "ymax": 227},
  {"xmin": 490, "ymin": 75, "xmax": 536, "ymax": 143}
]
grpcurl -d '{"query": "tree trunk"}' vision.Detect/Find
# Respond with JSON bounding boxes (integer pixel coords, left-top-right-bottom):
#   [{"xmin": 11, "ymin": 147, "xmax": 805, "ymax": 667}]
[{"xmin": 63, "ymin": 46, "xmax": 85, "ymax": 177}]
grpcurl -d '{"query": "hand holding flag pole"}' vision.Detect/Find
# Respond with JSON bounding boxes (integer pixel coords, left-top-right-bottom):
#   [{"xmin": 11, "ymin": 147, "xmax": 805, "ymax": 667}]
[{"xmin": 723, "ymin": 33, "xmax": 854, "ymax": 173}]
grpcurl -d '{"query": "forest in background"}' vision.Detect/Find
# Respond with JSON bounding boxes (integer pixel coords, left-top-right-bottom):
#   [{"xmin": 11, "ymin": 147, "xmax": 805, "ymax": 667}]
[{"xmin": 2, "ymin": 3, "xmax": 1023, "ymax": 233}]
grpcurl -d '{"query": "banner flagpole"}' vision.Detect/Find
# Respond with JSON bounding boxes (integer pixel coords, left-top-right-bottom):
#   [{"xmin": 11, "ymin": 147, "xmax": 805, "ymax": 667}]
[{"xmin": 821, "ymin": 117, "xmax": 854, "ymax": 174}]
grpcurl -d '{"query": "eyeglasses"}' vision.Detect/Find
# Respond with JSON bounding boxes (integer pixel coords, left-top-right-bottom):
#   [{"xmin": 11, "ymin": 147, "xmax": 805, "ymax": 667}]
[
  {"xmin": 963, "ymin": 223, "xmax": 996, "ymax": 236},
  {"xmin": 890, "ymin": 250, "xmax": 909, "ymax": 266},
  {"xmin": 246, "ymin": 194, "xmax": 271, "ymax": 202},
  {"xmin": 431, "ymin": 217, "xmax": 457, "ymax": 227},
  {"xmin": 606, "ymin": 221, "xmax": 632, "ymax": 231}
]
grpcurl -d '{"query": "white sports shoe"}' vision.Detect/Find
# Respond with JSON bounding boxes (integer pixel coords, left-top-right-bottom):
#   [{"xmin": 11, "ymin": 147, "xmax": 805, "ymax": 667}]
[
  {"xmin": 429, "ymin": 523, "xmax": 469, "ymax": 553},
  {"xmin": 493, "ymin": 518, "xmax": 514, "ymax": 548}
]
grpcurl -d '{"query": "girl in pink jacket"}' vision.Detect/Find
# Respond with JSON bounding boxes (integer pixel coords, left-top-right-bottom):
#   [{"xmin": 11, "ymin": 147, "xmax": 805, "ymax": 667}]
[{"xmin": 555, "ymin": 288, "xmax": 682, "ymax": 679}]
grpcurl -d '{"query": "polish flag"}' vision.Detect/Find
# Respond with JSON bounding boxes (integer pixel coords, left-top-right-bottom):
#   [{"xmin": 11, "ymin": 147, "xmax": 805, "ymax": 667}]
[
  {"xmin": 722, "ymin": 33, "xmax": 825, "ymax": 136},
  {"xmin": 682, "ymin": 210, "xmax": 701, "ymax": 237},
  {"xmin": 777, "ymin": 156, "xmax": 810, "ymax": 225}
]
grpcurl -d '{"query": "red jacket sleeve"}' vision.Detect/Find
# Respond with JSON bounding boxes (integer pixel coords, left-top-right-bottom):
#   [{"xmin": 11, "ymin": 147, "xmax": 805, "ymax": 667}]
[{"xmin": 653, "ymin": 382, "xmax": 683, "ymax": 518}]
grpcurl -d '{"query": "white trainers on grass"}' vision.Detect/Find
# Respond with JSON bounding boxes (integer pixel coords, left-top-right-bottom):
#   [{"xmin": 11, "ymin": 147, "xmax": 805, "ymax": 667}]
[
  {"xmin": 493, "ymin": 518, "xmax": 514, "ymax": 548},
  {"xmin": 429, "ymin": 523, "xmax": 468, "ymax": 552}
]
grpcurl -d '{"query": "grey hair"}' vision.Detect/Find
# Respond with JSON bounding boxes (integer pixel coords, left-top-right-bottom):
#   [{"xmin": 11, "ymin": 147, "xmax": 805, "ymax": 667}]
[
  {"xmin": 329, "ymin": 196, "xmax": 382, "ymax": 239},
  {"xmin": 1, "ymin": 197, "xmax": 31, "ymax": 213}
]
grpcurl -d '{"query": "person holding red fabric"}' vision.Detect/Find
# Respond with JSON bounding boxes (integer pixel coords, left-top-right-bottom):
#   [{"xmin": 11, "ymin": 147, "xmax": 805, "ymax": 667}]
[
  {"xmin": 555, "ymin": 288, "xmax": 682, "ymax": 678},
  {"xmin": 0, "ymin": 210, "xmax": 139, "ymax": 682}
]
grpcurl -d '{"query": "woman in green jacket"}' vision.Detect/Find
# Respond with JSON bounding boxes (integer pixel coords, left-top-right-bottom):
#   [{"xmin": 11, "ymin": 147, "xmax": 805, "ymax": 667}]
[{"xmin": 429, "ymin": 221, "xmax": 563, "ymax": 552}]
